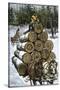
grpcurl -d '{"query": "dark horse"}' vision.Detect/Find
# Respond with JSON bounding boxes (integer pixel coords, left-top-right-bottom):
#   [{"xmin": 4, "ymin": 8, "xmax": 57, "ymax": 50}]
[{"xmin": 11, "ymin": 28, "xmax": 20, "ymax": 44}]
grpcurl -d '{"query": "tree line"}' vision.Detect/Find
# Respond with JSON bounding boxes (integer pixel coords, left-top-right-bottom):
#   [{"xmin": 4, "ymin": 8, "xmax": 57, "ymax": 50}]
[{"xmin": 8, "ymin": 4, "xmax": 58, "ymax": 29}]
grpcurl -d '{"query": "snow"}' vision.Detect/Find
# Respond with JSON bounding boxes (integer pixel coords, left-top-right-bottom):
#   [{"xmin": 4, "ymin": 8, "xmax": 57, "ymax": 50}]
[
  {"xmin": 8, "ymin": 25, "xmax": 59, "ymax": 87},
  {"xmin": 8, "ymin": 25, "xmax": 30, "ymax": 87}
]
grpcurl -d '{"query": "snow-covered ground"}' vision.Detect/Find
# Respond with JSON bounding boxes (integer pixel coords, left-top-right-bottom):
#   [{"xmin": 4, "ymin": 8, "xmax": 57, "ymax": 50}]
[{"xmin": 8, "ymin": 25, "xmax": 59, "ymax": 87}]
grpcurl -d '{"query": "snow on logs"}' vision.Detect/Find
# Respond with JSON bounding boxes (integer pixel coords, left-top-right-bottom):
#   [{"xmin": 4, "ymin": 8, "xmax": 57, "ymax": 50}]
[{"xmin": 12, "ymin": 22, "xmax": 57, "ymax": 83}]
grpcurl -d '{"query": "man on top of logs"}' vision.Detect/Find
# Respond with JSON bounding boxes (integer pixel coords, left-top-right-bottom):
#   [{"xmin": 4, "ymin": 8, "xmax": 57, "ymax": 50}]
[{"xmin": 24, "ymin": 15, "xmax": 39, "ymax": 34}]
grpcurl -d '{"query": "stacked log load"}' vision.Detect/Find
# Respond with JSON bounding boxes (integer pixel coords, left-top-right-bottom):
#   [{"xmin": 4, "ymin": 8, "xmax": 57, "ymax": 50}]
[{"xmin": 12, "ymin": 15, "xmax": 57, "ymax": 85}]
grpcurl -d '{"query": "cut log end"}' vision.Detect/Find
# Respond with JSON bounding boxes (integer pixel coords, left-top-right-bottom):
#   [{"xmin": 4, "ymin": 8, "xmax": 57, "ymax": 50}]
[
  {"xmin": 38, "ymin": 31, "xmax": 48, "ymax": 42},
  {"xmin": 22, "ymin": 53, "xmax": 32, "ymax": 64},
  {"xmin": 18, "ymin": 63, "xmax": 27, "ymax": 76},
  {"xmin": 31, "ymin": 51, "xmax": 41, "ymax": 62},
  {"xmin": 24, "ymin": 42, "xmax": 34, "ymax": 53},
  {"xmin": 35, "ymin": 40, "xmax": 43, "ymax": 51},
  {"xmin": 44, "ymin": 40, "xmax": 54, "ymax": 51},
  {"xmin": 28, "ymin": 31, "xmax": 37, "ymax": 42}
]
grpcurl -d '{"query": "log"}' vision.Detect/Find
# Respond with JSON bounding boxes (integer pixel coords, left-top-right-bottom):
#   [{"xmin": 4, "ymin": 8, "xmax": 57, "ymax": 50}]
[
  {"xmin": 41, "ymin": 48, "xmax": 50, "ymax": 60},
  {"xmin": 12, "ymin": 56, "xmax": 22, "ymax": 70},
  {"xmin": 31, "ymin": 51, "xmax": 41, "ymax": 62},
  {"xmin": 34, "ymin": 62, "xmax": 43, "ymax": 77},
  {"xmin": 28, "ymin": 61, "xmax": 43, "ymax": 81},
  {"xmin": 28, "ymin": 62, "xmax": 35, "ymax": 80},
  {"xmin": 17, "ymin": 42, "xmax": 26, "ymax": 51},
  {"xmin": 47, "ymin": 52, "xmax": 56, "ymax": 63},
  {"xmin": 17, "ymin": 63, "xmax": 27, "ymax": 76},
  {"xmin": 14, "ymin": 50, "xmax": 22, "ymax": 60},
  {"xmin": 19, "ymin": 33, "xmax": 28, "ymax": 42},
  {"xmin": 35, "ymin": 40, "xmax": 43, "ymax": 51},
  {"xmin": 38, "ymin": 31, "xmax": 48, "ymax": 42},
  {"xmin": 28, "ymin": 31, "xmax": 37, "ymax": 42},
  {"xmin": 44, "ymin": 40, "xmax": 54, "ymax": 51},
  {"xmin": 12, "ymin": 56, "xmax": 27, "ymax": 76},
  {"xmin": 17, "ymin": 46, "xmax": 25, "ymax": 51},
  {"xmin": 34, "ymin": 23, "xmax": 43, "ymax": 33},
  {"xmin": 14, "ymin": 50, "xmax": 27, "ymax": 61},
  {"xmin": 22, "ymin": 53, "xmax": 32, "ymax": 64},
  {"xmin": 12, "ymin": 56, "xmax": 18, "ymax": 70},
  {"xmin": 24, "ymin": 42, "xmax": 34, "ymax": 53},
  {"xmin": 49, "ymin": 52, "xmax": 56, "ymax": 60}
]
